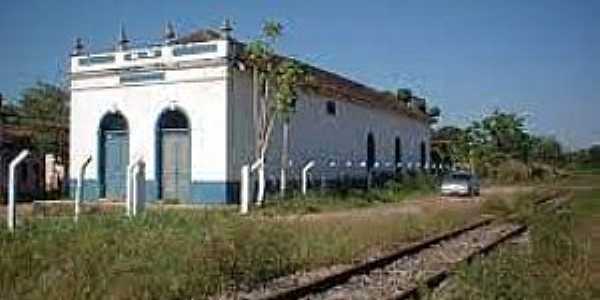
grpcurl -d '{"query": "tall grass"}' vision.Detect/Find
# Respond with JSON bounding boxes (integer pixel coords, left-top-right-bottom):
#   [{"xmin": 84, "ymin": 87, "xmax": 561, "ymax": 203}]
[
  {"xmin": 443, "ymin": 179, "xmax": 596, "ymax": 300},
  {"xmin": 0, "ymin": 198, "xmax": 475, "ymax": 300},
  {"xmin": 260, "ymin": 174, "xmax": 437, "ymax": 216}
]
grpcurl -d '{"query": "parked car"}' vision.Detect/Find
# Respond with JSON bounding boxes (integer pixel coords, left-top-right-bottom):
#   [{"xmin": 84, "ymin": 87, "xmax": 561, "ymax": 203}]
[{"xmin": 441, "ymin": 171, "xmax": 480, "ymax": 197}]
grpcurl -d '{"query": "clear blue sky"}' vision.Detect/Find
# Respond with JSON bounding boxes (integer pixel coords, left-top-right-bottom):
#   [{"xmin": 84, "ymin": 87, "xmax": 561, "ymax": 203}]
[{"xmin": 1, "ymin": 0, "xmax": 599, "ymax": 149}]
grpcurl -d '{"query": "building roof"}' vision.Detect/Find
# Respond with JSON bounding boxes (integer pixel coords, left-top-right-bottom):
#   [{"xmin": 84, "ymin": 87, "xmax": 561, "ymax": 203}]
[
  {"xmin": 175, "ymin": 28, "xmax": 432, "ymax": 122},
  {"xmin": 173, "ymin": 29, "xmax": 226, "ymax": 44}
]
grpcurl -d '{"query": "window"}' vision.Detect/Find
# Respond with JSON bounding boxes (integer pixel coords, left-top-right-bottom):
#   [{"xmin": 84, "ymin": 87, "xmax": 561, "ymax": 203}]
[
  {"xmin": 124, "ymin": 49, "xmax": 162, "ymax": 61},
  {"xmin": 119, "ymin": 72, "xmax": 165, "ymax": 84},
  {"xmin": 78, "ymin": 55, "xmax": 115, "ymax": 66},
  {"xmin": 326, "ymin": 101, "xmax": 336, "ymax": 115},
  {"xmin": 173, "ymin": 43, "xmax": 218, "ymax": 57}
]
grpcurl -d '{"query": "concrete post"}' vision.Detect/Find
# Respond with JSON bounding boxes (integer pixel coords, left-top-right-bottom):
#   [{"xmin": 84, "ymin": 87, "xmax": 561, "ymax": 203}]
[
  {"xmin": 126, "ymin": 157, "xmax": 140, "ymax": 217},
  {"xmin": 75, "ymin": 155, "xmax": 92, "ymax": 222},
  {"xmin": 132, "ymin": 160, "xmax": 146, "ymax": 216},
  {"xmin": 127, "ymin": 158, "xmax": 145, "ymax": 217},
  {"xmin": 301, "ymin": 161, "xmax": 315, "ymax": 195},
  {"xmin": 8, "ymin": 150, "xmax": 29, "ymax": 232},
  {"xmin": 240, "ymin": 164, "xmax": 249, "ymax": 214}
]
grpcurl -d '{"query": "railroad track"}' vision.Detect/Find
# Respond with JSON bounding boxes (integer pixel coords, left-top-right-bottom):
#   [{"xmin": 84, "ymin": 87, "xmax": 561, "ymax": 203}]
[{"xmin": 233, "ymin": 194, "xmax": 566, "ymax": 300}]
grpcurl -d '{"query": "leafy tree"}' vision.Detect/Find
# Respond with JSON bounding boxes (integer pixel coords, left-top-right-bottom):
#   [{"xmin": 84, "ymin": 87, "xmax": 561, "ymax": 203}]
[
  {"xmin": 15, "ymin": 82, "xmax": 69, "ymax": 155},
  {"xmin": 244, "ymin": 21, "xmax": 309, "ymax": 204},
  {"xmin": 588, "ymin": 144, "xmax": 600, "ymax": 165},
  {"xmin": 19, "ymin": 82, "xmax": 69, "ymax": 121}
]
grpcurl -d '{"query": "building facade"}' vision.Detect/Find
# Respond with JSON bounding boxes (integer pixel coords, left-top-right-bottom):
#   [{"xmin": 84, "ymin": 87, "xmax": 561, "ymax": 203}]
[{"xmin": 69, "ymin": 28, "xmax": 432, "ymax": 204}]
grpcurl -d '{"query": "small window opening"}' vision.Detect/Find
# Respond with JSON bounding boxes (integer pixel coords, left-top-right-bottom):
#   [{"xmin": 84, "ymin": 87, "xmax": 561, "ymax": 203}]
[{"xmin": 326, "ymin": 101, "xmax": 336, "ymax": 115}]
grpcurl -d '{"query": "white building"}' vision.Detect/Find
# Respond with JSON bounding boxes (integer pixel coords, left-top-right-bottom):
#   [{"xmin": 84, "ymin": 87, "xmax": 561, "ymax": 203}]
[{"xmin": 69, "ymin": 26, "xmax": 433, "ymax": 204}]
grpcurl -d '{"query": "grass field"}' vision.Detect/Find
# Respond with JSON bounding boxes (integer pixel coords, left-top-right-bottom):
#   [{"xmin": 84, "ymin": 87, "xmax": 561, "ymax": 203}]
[
  {"xmin": 443, "ymin": 170, "xmax": 600, "ymax": 300},
  {"xmin": 0, "ymin": 179, "xmax": 478, "ymax": 300},
  {"xmin": 0, "ymin": 174, "xmax": 559, "ymax": 299}
]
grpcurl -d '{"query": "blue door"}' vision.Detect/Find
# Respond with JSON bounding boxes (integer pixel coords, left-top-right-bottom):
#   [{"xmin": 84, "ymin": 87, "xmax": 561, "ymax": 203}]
[
  {"xmin": 160, "ymin": 130, "xmax": 191, "ymax": 201},
  {"xmin": 103, "ymin": 131, "xmax": 129, "ymax": 200}
]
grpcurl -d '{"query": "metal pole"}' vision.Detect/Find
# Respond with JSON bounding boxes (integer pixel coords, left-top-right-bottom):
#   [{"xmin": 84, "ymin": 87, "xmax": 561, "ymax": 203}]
[
  {"xmin": 301, "ymin": 161, "xmax": 315, "ymax": 195},
  {"xmin": 8, "ymin": 150, "xmax": 29, "ymax": 232},
  {"xmin": 280, "ymin": 121, "xmax": 289, "ymax": 197},
  {"xmin": 240, "ymin": 164, "xmax": 249, "ymax": 214},
  {"xmin": 126, "ymin": 157, "xmax": 140, "ymax": 218},
  {"xmin": 75, "ymin": 155, "xmax": 92, "ymax": 222}
]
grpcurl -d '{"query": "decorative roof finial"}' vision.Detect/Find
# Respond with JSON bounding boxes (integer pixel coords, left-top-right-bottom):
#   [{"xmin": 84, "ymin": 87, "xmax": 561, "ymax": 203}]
[
  {"xmin": 220, "ymin": 18, "xmax": 233, "ymax": 39},
  {"xmin": 118, "ymin": 24, "xmax": 129, "ymax": 51},
  {"xmin": 164, "ymin": 21, "xmax": 177, "ymax": 44},
  {"xmin": 72, "ymin": 37, "xmax": 85, "ymax": 56}
]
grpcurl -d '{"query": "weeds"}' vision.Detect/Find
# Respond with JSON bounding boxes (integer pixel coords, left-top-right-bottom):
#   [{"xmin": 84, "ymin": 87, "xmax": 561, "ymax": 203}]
[
  {"xmin": 261, "ymin": 174, "xmax": 437, "ymax": 216},
  {"xmin": 0, "ymin": 195, "xmax": 474, "ymax": 300},
  {"xmin": 442, "ymin": 172, "xmax": 598, "ymax": 300}
]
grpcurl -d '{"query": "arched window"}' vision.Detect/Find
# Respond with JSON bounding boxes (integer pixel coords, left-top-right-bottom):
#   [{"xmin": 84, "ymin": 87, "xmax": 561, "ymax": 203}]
[
  {"xmin": 395, "ymin": 137, "xmax": 402, "ymax": 172},
  {"xmin": 367, "ymin": 133, "xmax": 375, "ymax": 171},
  {"xmin": 420, "ymin": 141, "xmax": 427, "ymax": 169}
]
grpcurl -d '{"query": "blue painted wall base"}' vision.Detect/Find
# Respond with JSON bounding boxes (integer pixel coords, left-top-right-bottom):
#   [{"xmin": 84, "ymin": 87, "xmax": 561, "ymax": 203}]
[{"xmin": 69, "ymin": 179, "xmax": 239, "ymax": 204}]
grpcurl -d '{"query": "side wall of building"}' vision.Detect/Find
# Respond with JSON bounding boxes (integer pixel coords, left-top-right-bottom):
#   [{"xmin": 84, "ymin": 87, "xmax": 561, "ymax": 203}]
[{"xmin": 228, "ymin": 70, "xmax": 431, "ymax": 197}]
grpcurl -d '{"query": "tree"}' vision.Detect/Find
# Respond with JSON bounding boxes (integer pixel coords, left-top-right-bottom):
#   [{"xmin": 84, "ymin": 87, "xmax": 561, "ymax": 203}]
[
  {"xmin": 244, "ymin": 21, "xmax": 308, "ymax": 204},
  {"xmin": 17, "ymin": 82, "xmax": 69, "ymax": 155},
  {"xmin": 19, "ymin": 82, "xmax": 69, "ymax": 121},
  {"xmin": 589, "ymin": 144, "xmax": 600, "ymax": 165}
]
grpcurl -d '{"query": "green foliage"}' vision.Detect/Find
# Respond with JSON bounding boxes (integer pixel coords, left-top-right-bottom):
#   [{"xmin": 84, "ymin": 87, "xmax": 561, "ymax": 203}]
[
  {"xmin": 261, "ymin": 175, "xmax": 437, "ymax": 216},
  {"xmin": 18, "ymin": 82, "xmax": 69, "ymax": 121},
  {"xmin": 5, "ymin": 81, "xmax": 69, "ymax": 155},
  {"xmin": 262, "ymin": 20, "xmax": 283, "ymax": 43},
  {"xmin": 244, "ymin": 20, "xmax": 308, "ymax": 122},
  {"xmin": 434, "ymin": 110, "xmax": 564, "ymax": 182},
  {"xmin": 273, "ymin": 60, "xmax": 306, "ymax": 119}
]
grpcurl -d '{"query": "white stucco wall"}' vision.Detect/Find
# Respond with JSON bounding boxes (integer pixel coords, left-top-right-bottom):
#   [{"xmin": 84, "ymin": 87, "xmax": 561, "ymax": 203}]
[
  {"xmin": 228, "ymin": 71, "xmax": 431, "ymax": 184},
  {"xmin": 70, "ymin": 62, "xmax": 229, "ymax": 194}
]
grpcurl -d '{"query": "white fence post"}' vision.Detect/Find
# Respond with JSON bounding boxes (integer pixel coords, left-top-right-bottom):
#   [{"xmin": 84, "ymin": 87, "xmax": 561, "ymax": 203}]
[
  {"xmin": 301, "ymin": 161, "xmax": 315, "ymax": 195},
  {"xmin": 240, "ymin": 165, "xmax": 249, "ymax": 214},
  {"xmin": 127, "ymin": 157, "xmax": 145, "ymax": 217},
  {"xmin": 8, "ymin": 150, "xmax": 29, "ymax": 232},
  {"xmin": 126, "ymin": 157, "xmax": 139, "ymax": 217},
  {"xmin": 75, "ymin": 155, "xmax": 92, "ymax": 222},
  {"xmin": 133, "ymin": 160, "xmax": 146, "ymax": 216}
]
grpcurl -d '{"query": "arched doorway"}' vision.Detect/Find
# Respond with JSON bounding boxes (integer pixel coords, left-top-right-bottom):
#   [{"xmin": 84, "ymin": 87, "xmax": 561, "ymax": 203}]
[
  {"xmin": 156, "ymin": 109, "xmax": 191, "ymax": 201},
  {"xmin": 99, "ymin": 112, "xmax": 129, "ymax": 200},
  {"xmin": 367, "ymin": 133, "xmax": 375, "ymax": 171},
  {"xmin": 420, "ymin": 141, "xmax": 427, "ymax": 169},
  {"xmin": 395, "ymin": 137, "xmax": 402, "ymax": 168}
]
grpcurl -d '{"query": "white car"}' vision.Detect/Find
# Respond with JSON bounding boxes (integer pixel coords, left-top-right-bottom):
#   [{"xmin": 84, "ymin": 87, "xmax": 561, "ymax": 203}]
[{"xmin": 441, "ymin": 172, "xmax": 480, "ymax": 197}]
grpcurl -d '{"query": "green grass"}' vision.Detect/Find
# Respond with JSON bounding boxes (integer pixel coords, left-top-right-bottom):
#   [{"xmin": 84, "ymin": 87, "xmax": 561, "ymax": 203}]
[
  {"xmin": 441, "ymin": 172, "xmax": 599, "ymax": 300},
  {"xmin": 0, "ymin": 189, "xmax": 475, "ymax": 300},
  {"xmin": 259, "ymin": 174, "xmax": 437, "ymax": 216},
  {"xmin": 479, "ymin": 187, "xmax": 561, "ymax": 221}
]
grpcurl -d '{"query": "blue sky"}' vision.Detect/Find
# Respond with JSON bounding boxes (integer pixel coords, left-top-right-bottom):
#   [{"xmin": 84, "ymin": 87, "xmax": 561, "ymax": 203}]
[{"xmin": 1, "ymin": 0, "xmax": 599, "ymax": 149}]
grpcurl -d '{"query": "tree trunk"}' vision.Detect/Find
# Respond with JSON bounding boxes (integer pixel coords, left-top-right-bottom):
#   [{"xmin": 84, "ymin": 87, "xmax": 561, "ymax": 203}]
[
  {"xmin": 280, "ymin": 120, "xmax": 289, "ymax": 197},
  {"xmin": 256, "ymin": 158, "xmax": 266, "ymax": 206}
]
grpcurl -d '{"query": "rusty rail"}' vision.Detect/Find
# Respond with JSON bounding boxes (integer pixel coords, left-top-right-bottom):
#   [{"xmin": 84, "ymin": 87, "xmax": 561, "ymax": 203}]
[
  {"xmin": 255, "ymin": 194, "xmax": 566, "ymax": 300},
  {"xmin": 258, "ymin": 217, "xmax": 494, "ymax": 300}
]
